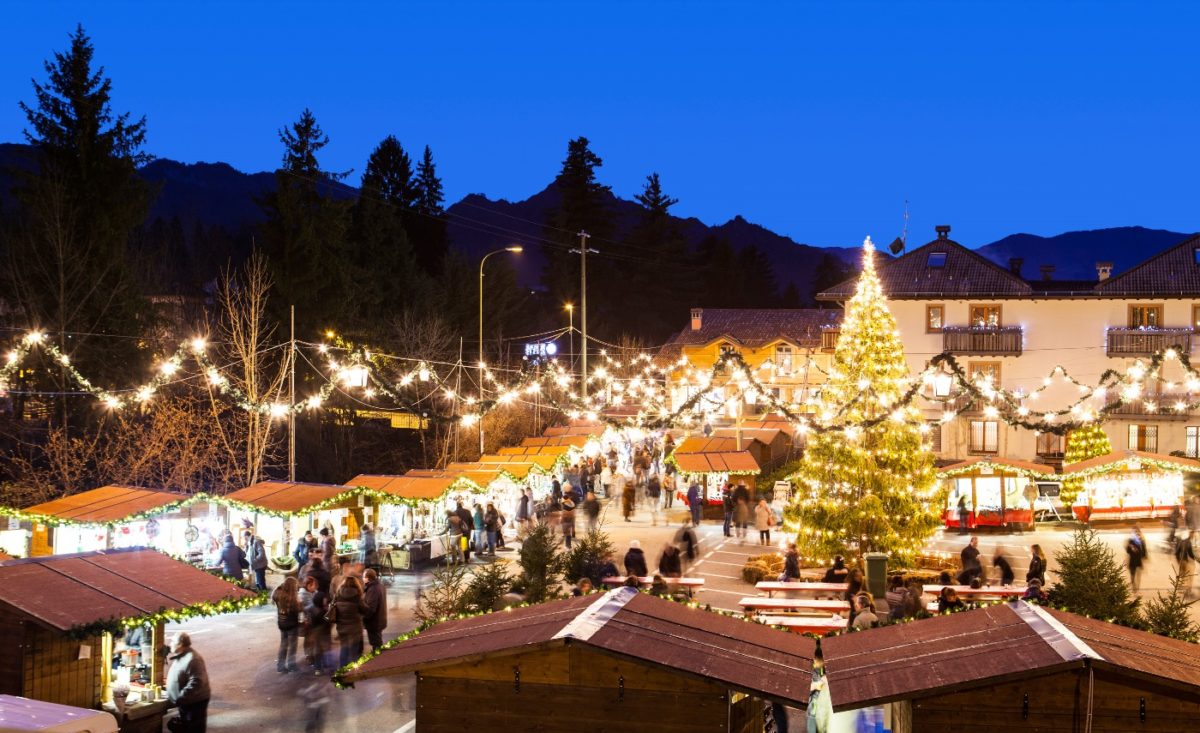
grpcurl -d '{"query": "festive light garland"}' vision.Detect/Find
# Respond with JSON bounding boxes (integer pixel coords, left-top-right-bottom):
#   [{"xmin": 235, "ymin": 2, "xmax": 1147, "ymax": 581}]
[{"xmin": 66, "ymin": 588, "xmax": 269, "ymax": 640}]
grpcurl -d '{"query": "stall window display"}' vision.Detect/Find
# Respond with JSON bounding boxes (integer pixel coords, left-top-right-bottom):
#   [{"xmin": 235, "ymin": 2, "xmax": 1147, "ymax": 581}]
[
  {"xmin": 944, "ymin": 473, "xmax": 1034, "ymax": 529},
  {"xmin": 1073, "ymin": 470, "xmax": 1183, "ymax": 521}
]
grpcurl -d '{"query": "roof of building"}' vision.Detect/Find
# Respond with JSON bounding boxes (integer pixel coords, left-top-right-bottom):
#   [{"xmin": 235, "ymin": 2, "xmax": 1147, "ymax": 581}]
[
  {"xmin": 542, "ymin": 423, "xmax": 607, "ymax": 438},
  {"xmin": 344, "ymin": 475, "xmax": 461, "ymax": 501},
  {"xmin": 1063, "ymin": 450, "xmax": 1200, "ymax": 475},
  {"xmin": 521, "ymin": 435, "xmax": 592, "ymax": 449},
  {"xmin": 675, "ymin": 436, "xmax": 765, "ymax": 454},
  {"xmin": 478, "ymin": 454, "xmax": 560, "ymax": 471},
  {"xmin": 0, "ymin": 548, "xmax": 256, "ymax": 633},
  {"xmin": 339, "ymin": 587, "xmax": 815, "ymax": 705},
  {"xmin": 223, "ymin": 481, "xmax": 355, "ymax": 514},
  {"xmin": 673, "ymin": 452, "xmax": 760, "ymax": 475},
  {"xmin": 497, "ymin": 445, "xmax": 572, "ymax": 458},
  {"xmin": 20, "ymin": 485, "xmax": 191, "ymax": 524},
  {"xmin": 937, "ymin": 456, "xmax": 1059, "ymax": 478},
  {"xmin": 660, "ymin": 308, "xmax": 842, "ymax": 358},
  {"xmin": 1096, "ymin": 233, "xmax": 1200, "ymax": 296},
  {"xmin": 711, "ymin": 428, "xmax": 787, "ymax": 446}
]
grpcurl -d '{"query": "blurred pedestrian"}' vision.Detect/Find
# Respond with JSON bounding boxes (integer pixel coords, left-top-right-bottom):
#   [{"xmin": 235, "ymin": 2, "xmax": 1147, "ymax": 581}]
[
  {"xmin": 621, "ymin": 476, "xmax": 635, "ymax": 522},
  {"xmin": 166, "ymin": 633, "xmax": 210, "ymax": 733},
  {"xmin": 754, "ymin": 498, "xmax": 773, "ymax": 545},
  {"xmin": 272, "ymin": 577, "xmax": 301, "ymax": 673},
  {"xmin": 582, "ymin": 491, "xmax": 601, "ymax": 533},
  {"xmin": 957, "ymin": 536, "xmax": 982, "ymax": 585},
  {"xmin": 560, "ymin": 497, "xmax": 577, "ymax": 549},
  {"xmin": 734, "ymin": 494, "xmax": 751, "ymax": 542},
  {"xmin": 362, "ymin": 568, "xmax": 388, "ymax": 654},
  {"xmin": 1175, "ymin": 531, "xmax": 1196, "ymax": 598},
  {"xmin": 301, "ymin": 575, "xmax": 331, "ymax": 673},
  {"xmin": 1126, "ymin": 527, "xmax": 1148, "ymax": 592},
  {"xmin": 472, "ymin": 503, "xmax": 486, "ymax": 555},
  {"xmin": 218, "ymin": 533, "xmax": 246, "ymax": 582},
  {"xmin": 484, "ymin": 503, "xmax": 500, "ymax": 556},
  {"xmin": 319, "ymin": 527, "xmax": 336, "ymax": 570},
  {"xmin": 359, "ymin": 524, "xmax": 377, "ymax": 569},
  {"xmin": 722, "ymin": 485, "xmax": 734, "ymax": 537},
  {"xmin": 647, "ymin": 474, "xmax": 662, "ymax": 526},
  {"xmin": 687, "ymin": 481, "xmax": 703, "ymax": 526},
  {"xmin": 516, "ymin": 487, "xmax": 532, "ymax": 529},
  {"xmin": 1026, "ymin": 544, "xmax": 1046, "ymax": 586},
  {"xmin": 782, "ymin": 543, "xmax": 801, "ymax": 582},
  {"xmin": 992, "ymin": 548, "xmax": 1014, "ymax": 586},
  {"xmin": 330, "ymin": 575, "xmax": 368, "ymax": 668},
  {"xmin": 624, "ymin": 540, "xmax": 648, "ymax": 577}
]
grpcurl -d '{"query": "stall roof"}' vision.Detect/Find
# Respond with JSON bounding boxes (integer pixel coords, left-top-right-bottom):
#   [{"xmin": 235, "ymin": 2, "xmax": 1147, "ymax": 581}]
[
  {"xmin": 224, "ymin": 481, "xmax": 355, "ymax": 514},
  {"xmin": 497, "ymin": 445, "xmax": 571, "ymax": 458},
  {"xmin": 408, "ymin": 467, "xmax": 499, "ymax": 489},
  {"xmin": 674, "ymin": 452, "xmax": 760, "ymax": 475},
  {"xmin": 521, "ymin": 435, "xmax": 591, "ymax": 449},
  {"xmin": 543, "ymin": 423, "xmax": 606, "ymax": 438},
  {"xmin": 345, "ymin": 474, "xmax": 460, "ymax": 500},
  {"xmin": 339, "ymin": 587, "xmax": 814, "ymax": 706},
  {"xmin": 478, "ymin": 454, "xmax": 559, "ymax": 471},
  {"xmin": 21, "ymin": 485, "xmax": 190, "ymax": 524},
  {"xmin": 937, "ymin": 456, "xmax": 1058, "ymax": 479},
  {"xmin": 674, "ymin": 436, "xmax": 767, "ymax": 454},
  {"xmin": 0, "ymin": 548, "xmax": 256, "ymax": 633},
  {"xmin": 446, "ymin": 461, "xmax": 536, "ymax": 480},
  {"xmin": 822, "ymin": 600, "xmax": 1200, "ymax": 711},
  {"xmin": 1063, "ymin": 450, "xmax": 1200, "ymax": 475},
  {"xmin": 712, "ymin": 428, "xmax": 786, "ymax": 445}
]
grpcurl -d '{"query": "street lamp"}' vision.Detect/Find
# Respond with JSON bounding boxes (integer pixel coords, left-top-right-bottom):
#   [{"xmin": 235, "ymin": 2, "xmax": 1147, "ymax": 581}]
[
  {"xmin": 564, "ymin": 303, "xmax": 574, "ymax": 374},
  {"xmin": 478, "ymin": 245, "xmax": 523, "ymax": 453}
]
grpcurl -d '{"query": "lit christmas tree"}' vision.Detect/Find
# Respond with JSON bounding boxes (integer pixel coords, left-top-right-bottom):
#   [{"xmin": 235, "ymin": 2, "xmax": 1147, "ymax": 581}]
[
  {"xmin": 786, "ymin": 237, "xmax": 941, "ymax": 563},
  {"xmin": 1060, "ymin": 423, "xmax": 1112, "ymax": 506}
]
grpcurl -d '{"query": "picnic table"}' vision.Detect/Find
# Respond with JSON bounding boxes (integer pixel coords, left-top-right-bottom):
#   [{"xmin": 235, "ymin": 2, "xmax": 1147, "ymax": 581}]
[
  {"xmin": 739, "ymin": 597, "xmax": 849, "ymax": 616},
  {"xmin": 922, "ymin": 584, "xmax": 1022, "ymax": 600},
  {"xmin": 756, "ymin": 615, "xmax": 848, "ymax": 635},
  {"xmin": 755, "ymin": 581, "xmax": 848, "ymax": 598},
  {"xmin": 602, "ymin": 576, "xmax": 705, "ymax": 597}
]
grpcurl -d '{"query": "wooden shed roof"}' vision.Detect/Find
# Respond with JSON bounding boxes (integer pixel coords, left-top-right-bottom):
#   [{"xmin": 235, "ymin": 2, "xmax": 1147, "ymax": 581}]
[
  {"xmin": 673, "ymin": 452, "xmax": 760, "ymax": 475},
  {"xmin": 937, "ymin": 456, "xmax": 1058, "ymax": 479},
  {"xmin": 345, "ymin": 474, "xmax": 460, "ymax": 500},
  {"xmin": 521, "ymin": 435, "xmax": 591, "ymax": 449},
  {"xmin": 822, "ymin": 601, "xmax": 1200, "ymax": 711},
  {"xmin": 1063, "ymin": 450, "xmax": 1200, "ymax": 475},
  {"xmin": 497, "ymin": 445, "xmax": 571, "ymax": 458},
  {"xmin": 711, "ymin": 428, "xmax": 787, "ymax": 445},
  {"xmin": 223, "ymin": 481, "xmax": 355, "ymax": 513},
  {"xmin": 542, "ymin": 423, "xmax": 606, "ymax": 438},
  {"xmin": 340, "ymin": 587, "xmax": 814, "ymax": 705},
  {"xmin": 0, "ymin": 548, "xmax": 256, "ymax": 633},
  {"xmin": 22, "ymin": 485, "xmax": 190, "ymax": 524}
]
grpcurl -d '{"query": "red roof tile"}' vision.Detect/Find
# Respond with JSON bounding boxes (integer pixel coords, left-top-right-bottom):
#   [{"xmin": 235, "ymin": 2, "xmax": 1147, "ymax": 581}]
[
  {"xmin": 224, "ymin": 481, "xmax": 354, "ymax": 513},
  {"xmin": 1095, "ymin": 233, "xmax": 1200, "ymax": 296},
  {"xmin": 23, "ymin": 485, "xmax": 190, "ymax": 524},
  {"xmin": 344, "ymin": 475, "xmax": 459, "ymax": 501},
  {"xmin": 660, "ymin": 308, "xmax": 841, "ymax": 357}
]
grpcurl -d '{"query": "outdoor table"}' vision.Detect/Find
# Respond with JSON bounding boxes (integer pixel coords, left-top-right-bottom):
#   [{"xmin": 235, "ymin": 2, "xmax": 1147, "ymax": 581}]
[
  {"xmin": 739, "ymin": 597, "xmax": 849, "ymax": 616},
  {"xmin": 756, "ymin": 615, "xmax": 848, "ymax": 635},
  {"xmin": 922, "ymin": 584, "xmax": 1022, "ymax": 600},
  {"xmin": 602, "ymin": 576, "xmax": 705, "ymax": 597},
  {"xmin": 755, "ymin": 581, "xmax": 847, "ymax": 598}
]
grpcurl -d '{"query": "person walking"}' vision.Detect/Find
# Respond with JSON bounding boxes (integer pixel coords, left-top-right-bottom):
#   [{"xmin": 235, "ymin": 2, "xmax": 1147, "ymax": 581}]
[
  {"xmin": 722, "ymin": 486, "xmax": 734, "ymax": 538},
  {"xmin": 646, "ymin": 474, "xmax": 662, "ymax": 527},
  {"xmin": 1126, "ymin": 527, "xmax": 1148, "ymax": 592},
  {"xmin": 662, "ymin": 470, "xmax": 675, "ymax": 509},
  {"xmin": 293, "ymin": 530, "xmax": 314, "ymax": 569},
  {"xmin": 330, "ymin": 575, "xmax": 369, "ymax": 668},
  {"xmin": 958, "ymin": 536, "xmax": 982, "ymax": 585},
  {"xmin": 472, "ymin": 503, "xmax": 486, "ymax": 555},
  {"xmin": 445, "ymin": 510, "xmax": 464, "ymax": 564},
  {"xmin": 624, "ymin": 540, "xmax": 648, "ymax": 577},
  {"xmin": 783, "ymin": 543, "xmax": 801, "ymax": 581},
  {"xmin": 658, "ymin": 543, "xmax": 683, "ymax": 578},
  {"xmin": 1026, "ymin": 544, "xmax": 1047, "ymax": 586},
  {"xmin": 272, "ymin": 577, "xmax": 301, "ymax": 673},
  {"xmin": 218, "ymin": 533, "xmax": 246, "ymax": 581},
  {"xmin": 621, "ymin": 475, "xmax": 635, "ymax": 522},
  {"xmin": 245, "ymin": 530, "xmax": 269, "ymax": 591},
  {"xmin": 600, "ymin": 463, "xmax": 613, "ymax": 499},
  {"xmin": 560, "ymin": 497, "xmax": 577, "ymax": 549},
  {"xmin": 956, "ymin": 495, "xmax": 970, "ymax": 534},
  {"xmin": 362, "ymin": 568, "xmax": 388, "ymax": 654},
  {"xmin": 1175, "ymin": 531, "xmax": 1196, "ymax": 598},
  {"xmin": 687, "ymin": 481, "xmax": 702, "ymax": 526},
  {"xmin": 319, "ymin": 527, "xmax": 336, "ymax": 570},
  {"xmin": 484, "ymin": 503, "xmax": 500, "ymax": 556},
  {"xmin": 516, "ymin": 488, "xmax": 531, "ymax": 529},
  {"xmin": 454, "ymin": 501, "xmax": 474, "ymax": 562},
  {"xmin": 301, "ymin": 575, "xmax": 331, "ymax": 674},
  {"xmin": 166, "ymin": 633, "xmax": 210, "ymax": 732},
  {"xmin": 734, "ymin": 495, "xmax": 751, "ymax": 543},
  {"xmin": 359, "ymin": 524, "xmax": 377, "ymax": 569},
  {"xmin": 992, "ymin": 548, "xmax": 1015, "ymax": 586},
  {"xmin": 754, "ymin": 498, "xmax": 773, "ymax": 545},
  {"xmin": 582, "ymin": 491, "xmax": 601, "ymax": 534}
]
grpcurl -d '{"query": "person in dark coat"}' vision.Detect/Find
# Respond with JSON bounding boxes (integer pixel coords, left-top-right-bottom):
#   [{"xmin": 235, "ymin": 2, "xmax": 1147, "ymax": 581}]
[
  {"xmin": 330, "ymin": 576, "xmax": 369, "ymax": 668},
  {"xmin": 166, "ymin": 633, "xmax": 210, "ymax": 733},
  {"xmin": 560, "ymin": 498, "xmax": 577, "ymax": 549},
  {"xmin": 362, "ymin": 568, "xmax": 388, "ymax": 653},
  {"xmin": 293, "ymin": 530, "xmax": 313, "ymax": 569},
  {"xmin": 658, "ymin": 544, "xmax": 683, "ymax": 578},
  {"xmin": 822, "ymin": 555, "xmax": 849, "ymax": 584},
  {"xmin": 244, "ymin": 530, "xmax": 268, "ymax": 591},
  {"xmin": 623, "ymin": 540, "xmax": 648, "ymax": 577},
  {"xmin": 783, "ymin": 543, "xmax": 801, "ymax": 581},
  {"xmin": 1126, "ymin": 527, "xmax": 1148, "ymax": 592},
  {"xmin": 319, "ymin": 527, "xmax": 336, "ymax": 570},
  {"xmin": 992, "ymin": 548, "xmax": 1015, "ymax": 586},
  {"xmin": 306, "ymin": 557, "xmax": 331, "ymax": 594},
  {"xmin": 1026, "ymin": 544, "xmax": 1047, "ymax": 585},
  {"xmin": 218, "ymin": 533, "xmax": 246, "ymax": 580},
  {"xmin": 454, "ymin": 501, "xmax": 474, "ymax": 561},
  {"xmin": 957, "ymin": 536, "xmax": 982, "ymax": 585},
  {"xmin": 595, "ymin": 553, "xmax": 620, "ymax": 587},
  {"xmin": 301, "ymin": 575, "xmax": 332, "ymax": 673},
  {"xmin": 686, "ymin": 482, "xmax": 702, "ymax": 525}
]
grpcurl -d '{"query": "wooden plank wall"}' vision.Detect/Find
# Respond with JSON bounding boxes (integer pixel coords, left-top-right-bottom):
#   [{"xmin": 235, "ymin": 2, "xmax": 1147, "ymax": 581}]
[
  {"xmin": 0, "ymin": 611, "xmax": 26, "ymax": 696},
  {"xmin": 416, "ymin": 645, "xmax": 737, "ymax": 732},
  {"xmin": 911, "ymin": 670, "xmax": 1200, "ymax": 732},
  {"xmin": 22, "ymin": 627, "xmax": 102, "ymax": 709}
]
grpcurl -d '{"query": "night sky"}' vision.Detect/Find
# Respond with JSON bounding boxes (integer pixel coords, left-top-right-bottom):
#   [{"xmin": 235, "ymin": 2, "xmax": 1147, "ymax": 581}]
[{"xmin": 2, "ymin": 1, "xmax": 1197, "ymax": 247}]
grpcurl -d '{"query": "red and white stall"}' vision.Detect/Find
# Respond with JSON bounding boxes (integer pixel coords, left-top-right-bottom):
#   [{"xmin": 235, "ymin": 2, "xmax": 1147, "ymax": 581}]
[
  {"xmin": 939, "ymin": 457, "xmax": 1055, "ymax": 530},
  {"xmin": 1064, "ymin": 450, "xmax": 1199, "ymax": 522}
]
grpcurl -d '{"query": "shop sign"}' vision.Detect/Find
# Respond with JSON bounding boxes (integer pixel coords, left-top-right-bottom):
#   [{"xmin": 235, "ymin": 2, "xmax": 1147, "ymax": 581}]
[{"xmin": 524, "ymin": 342, "xmax": 558, "ymax": 358}]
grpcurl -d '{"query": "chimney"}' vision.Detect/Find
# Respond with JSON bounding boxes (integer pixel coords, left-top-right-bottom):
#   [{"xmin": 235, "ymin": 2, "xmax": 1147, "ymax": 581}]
[
  {"xmin": 1008, "ymin": 258, "xmax": 1024, "ymax": 277},
  {"xmin": 935, "ymin": 225, "xmax": 951, "ymax": 240},
  {"xmin": 690, "ymin": 308, "xmax": 703, "ymax": 331},
  {"xmin": 1096, "ymin": 261, "xmax": 1113, "ymax": 281},
  {"xmin": 1040, "ymin": 264, "xmax": 1055, "ymax": 281}
]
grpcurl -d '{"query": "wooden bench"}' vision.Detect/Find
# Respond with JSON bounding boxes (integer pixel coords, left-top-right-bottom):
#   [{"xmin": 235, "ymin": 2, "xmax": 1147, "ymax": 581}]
[
  {"xmin": 755, "ymin": 615, "xmax": 848, "ymax": 635},
  {"xmin": 755, "ymin": 581, "xmax": 848, "ymax": 598},
  {"xmin": 922, "ymin": 584, "xmax": 1022, "ymax": 601},
  {"xmin": 602, "ymin": 576, "xmax": 705, "ymax": 597},
  {"xmin": 739, "ymin": 597, "xmax": 849, "ymax": 616}
]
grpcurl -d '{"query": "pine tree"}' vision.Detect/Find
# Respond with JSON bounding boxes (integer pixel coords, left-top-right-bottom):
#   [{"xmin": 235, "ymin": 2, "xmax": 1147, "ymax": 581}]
[
  {"xmin": 618, "ymin": 173, "xmax": 691, "ymax": 341},
  {"xmin": 541, "ymin": 137, "xmax": 613, "ymax": 315},
  {"xmin": 257, "ymin": 108, "xmax": 351, "ymax": 329},
  {"xmin": 7, "ymin": 24, "xmax": 152, "ymax": 399},
  {"xmin": 407, "ymin": 145, "xmax": 449, "ymax": 277},
  {"xmin": 1047, "ymin": 527, "xmax": 1140, "ymax": 625},
  {"xmin": 1061, "ymin": 424, "xmax": 1113, "ymax": 506},
  {"xmin": 785, "ymin": 238, "xmax": 941, "ymax": 563},
  {"xmin": 1142, "ymin": 571, "xmax": 1199, "ymax": 642},
  {"xmin": 517, "ymin": 521, "xmax": 565, "ymax": 603}
]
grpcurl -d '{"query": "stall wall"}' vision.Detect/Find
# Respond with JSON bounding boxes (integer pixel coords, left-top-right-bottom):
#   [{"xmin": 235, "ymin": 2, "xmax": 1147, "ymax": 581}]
[
  {"xmin": 20, "ymin": 626, "xmax": 102, "ymax": 709},
  {"xmin": 0, "ymin": 611, "xmax": 26, "ymax": 697}
]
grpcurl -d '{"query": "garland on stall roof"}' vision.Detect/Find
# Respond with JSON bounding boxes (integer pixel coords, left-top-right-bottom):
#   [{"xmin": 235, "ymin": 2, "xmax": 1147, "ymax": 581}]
[
  {"xmin": 66, "ymin": 589, "xmax": 270, "ymax": 640},
  {"xmin": 933, "ymin": 461, "xmax": 1060, "ymax": 482}
]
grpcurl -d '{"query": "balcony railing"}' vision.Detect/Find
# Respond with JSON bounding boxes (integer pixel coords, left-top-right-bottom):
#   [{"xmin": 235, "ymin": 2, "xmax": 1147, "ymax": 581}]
[
  {"xmin": 1106, "ymin": 327, "xmax": 1193, "ymax": 357},
  {"xmin": 1108, "ymin": 394, "xmax": 1192, "ymax": 420},
  {"xmin": 942, "ymin": 326, "xmax": 1023, "ymax": 356}
]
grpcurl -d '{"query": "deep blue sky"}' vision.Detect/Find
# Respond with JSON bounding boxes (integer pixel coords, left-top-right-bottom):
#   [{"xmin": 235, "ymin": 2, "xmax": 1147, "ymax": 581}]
[{"xmin": 2, "ymin": 1, "xmax": 1197, "ymax": 247}]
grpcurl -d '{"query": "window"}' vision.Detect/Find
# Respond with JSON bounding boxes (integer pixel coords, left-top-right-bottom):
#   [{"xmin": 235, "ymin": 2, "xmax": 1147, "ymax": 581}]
[
  {"xmin": 1036, "ymin": 432, "xmax": 1065, "ymax": 458},
  {"xmin": 820, "ymin": 329, "xmax": 839, "ymax": 351},
  {"xmin": 926, "ymin": 304, "xmax": 945, "ymax": 333},
  {"xmin": 969, "ymin": 304, "xmax": 1002, "ymax": 328},
  {"xmin": 775, "ymin": 344, "xmax": 794, "ymax": 376},
  {"xmin": 1193, "ymin": 304, "xmax": 1200, "ymax": 330},
  {"xmin": 1194, "ymin": 247, "xmax": 1200, "ymax": 266},
  {"xmin": 969, "ymin": 420, "xmax": 999, "ymax": 453},
  {"xmin": 927, "ymin": 252, "xmax": 947, "ymax": 268},
  {"xmin": 1128, "ymin": 424, "xmax": 1158, "ymax": 452},
  {"xmin": 1187, "ymin": 427, "xmax": 1200, "ymax": 458},
  {"xmin": 719, "ymin": 342, "xmax": 739, "ymax": 357},
  {"xmin": 1128, "ymin": 304, "xmax": 1163, "ymax": 328},
  {"xmin": 926, "ymin": 421, "xmax": 943, "ymax": 452},
  {"xmin": 968, "ymin": 361, "xmax": 1001, "ymax": 386}
]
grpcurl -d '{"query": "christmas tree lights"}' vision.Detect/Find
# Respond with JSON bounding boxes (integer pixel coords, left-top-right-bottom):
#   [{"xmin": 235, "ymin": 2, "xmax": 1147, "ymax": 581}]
[{"xmin": 1060, "ymin": 423, "xmax": 1114, "ymax": 505}]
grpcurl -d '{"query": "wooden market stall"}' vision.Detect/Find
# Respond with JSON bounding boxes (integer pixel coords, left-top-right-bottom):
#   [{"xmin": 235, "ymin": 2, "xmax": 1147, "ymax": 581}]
[
  {"xmin": 222, "ymin": 481, "xmax": 362, "ymax": 565},
  {"xmin": 0, "ymin": 548, "xmax": 257, "ymax": 732},
  {"xmin": 5, "ymin": 486, "xmax": 210, "ymax": 560},
  {"xmin": 822, "ymin": 600, "xmax": 1200, "ymax": 732},
  {"xmin": 1063, "ymin": 450, "xmax": 1200, "ymax": 522},
  {"xmin": 336, "ymin": 587, "xmax": 814, "ymax": 733},
  {"xmin": 711, "ymin": 428, "xmax": 793, "ymax": 470},
  {"xmin": 938, "ymin": 457, "xmax": 1056, "ymax": 531},
  {"xmin": 344, "ymin": 473, "xmax": 479, "ymax": 567},
  {"xmin": 669, "ymin": 436, "xmax": 762, "ymax": 512}
]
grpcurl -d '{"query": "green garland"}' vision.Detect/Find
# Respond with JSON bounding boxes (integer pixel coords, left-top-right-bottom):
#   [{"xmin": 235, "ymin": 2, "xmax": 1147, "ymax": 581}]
[{"xmin": 66, "ymin": 588, "xmax": 269, "ymax": 640}]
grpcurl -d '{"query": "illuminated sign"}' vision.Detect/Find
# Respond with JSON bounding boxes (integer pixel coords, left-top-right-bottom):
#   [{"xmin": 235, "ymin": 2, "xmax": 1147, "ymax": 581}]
[{"xmin": 524, "ymin": 342, "xmax": 559, "ymax": 358}]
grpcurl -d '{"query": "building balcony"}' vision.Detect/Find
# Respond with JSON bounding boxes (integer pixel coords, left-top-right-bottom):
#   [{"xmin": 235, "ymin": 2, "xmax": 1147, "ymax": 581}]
[
  {"xmin": 1107, "ymin": 394, "xmax": 1192, "ymax": 420},
  {"xmin": 942, "ymin": 326, "xmax": 1023, "ymax": 356},
  {"xmin": 1106, "ymin": 327, "xmax": 1193, "ymax": 357}
]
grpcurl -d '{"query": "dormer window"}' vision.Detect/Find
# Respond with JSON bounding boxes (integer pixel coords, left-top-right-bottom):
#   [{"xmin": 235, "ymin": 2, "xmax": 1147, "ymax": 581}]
[
  {"xmin": 927, "ymin": 252, "xmax": 947, "ymax": 268},
  {"xmin": 719, "ymin": 343, "xmax": 738, "ymax": 357},
  {"xmin": 1194, "ymin": 247, "xmax": 1200, "ymax": 266}
]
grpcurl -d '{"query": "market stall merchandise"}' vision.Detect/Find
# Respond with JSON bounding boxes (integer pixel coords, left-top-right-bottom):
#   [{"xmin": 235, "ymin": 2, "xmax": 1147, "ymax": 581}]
[
  {"xmin": 222, "ymin": 481, "xmax": 364, "ymax": 566},
  {"xmin": 0, "ymin": 549, "xmax": 258, "ymax": 731},
  {"xmin": 938, "ymin": 457, "xmax": 1056, "ymax": 530},
  {"xmin": 1062, "ymin": 450, "xmax": 1200, "ymax": 522},
  {"xmin": 344, "ymin": 474, "xmax": 479, "ymax": 566},
  {"xmin": 669, "ymin": 436, "xmax": 762, "ymax": 509}
]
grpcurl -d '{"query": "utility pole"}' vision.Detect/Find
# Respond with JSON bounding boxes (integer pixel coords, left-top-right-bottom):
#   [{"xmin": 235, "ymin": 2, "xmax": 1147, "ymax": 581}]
[
  {"xmin": 571, "ymin": 232, "xmax": 597, "ymax": 399},
  {"xmin": 288, "ymin": 304, "xmax": 296, "ymax": 483}
]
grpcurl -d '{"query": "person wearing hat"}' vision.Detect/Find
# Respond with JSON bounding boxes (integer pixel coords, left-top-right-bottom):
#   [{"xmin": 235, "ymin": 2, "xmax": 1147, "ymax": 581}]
[
  {"xmin": 560, "ymin": 496, "xmax": 577, "ymax": 549},
  {"xmin": 1022, "ymin": 578, "xmax": 1047, "ymax": 603},
  {"xmin": 166, "ymin": 633, "xmax": 210, "ymax": 732},
  {"xmin": 624, "ymin": 540, "xmax": 648, "ymax": 577}
]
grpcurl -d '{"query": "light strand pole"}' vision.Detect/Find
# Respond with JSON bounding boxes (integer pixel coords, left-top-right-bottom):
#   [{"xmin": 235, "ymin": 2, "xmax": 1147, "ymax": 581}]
[
  {"xmin": 478, "ymin": 246, "xmax": 523, "ymax": 454},
  {"xmin": 288, "ymin": 304, "xmax": 296, "ymax": 483},
  {"xmin": 570, "ymin": 232, "xmax": 597, "ymax": 398}
]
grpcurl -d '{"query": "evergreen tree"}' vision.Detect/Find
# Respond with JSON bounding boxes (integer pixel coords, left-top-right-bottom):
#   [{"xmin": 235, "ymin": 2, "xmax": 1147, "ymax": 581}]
[
  {"xmin": 257, "ymin": 108, "xmax": 351, "ymax": 329},
  {"xmin": 541, "ymin": 137, "xmax": 613, "ymax": 316},
  {"xmin": 407, "ymin": 145, "xmax": 449, "ymax": 277},
  {"xmin": 810, "ymin": 253, "xmax": 856, "ymax": 305},
  {"xmin": 736, "ymin": 245, "xmax": 780, "ymax": 307},
  {"xmin": 617, "ymin": 173, "xmax": 692, "ymax": 341},
  {"xmin": 517, "ymin": 521, "xmax": 565, "ymax": 603},
  {"xmin": 786, "ymin": 238, "xmax": 941, "ymax": 563},
  {"xmin": 1061, "ymin": 424, "xmax": 1112, "ymax": 507},
  {"xmin": 1142, "ymin": 571, "xmax": 1199, "ymax": 642},
  {"xmin": 6, "ymin": 25, "xmax": 152, "ymax": 397},
  {"xmin": 694, "ymin": 235, "xmax": 739, "ymax": 307},
  {"xmin": 1047, "ymin": 527, "xmax": 1140, "ymax": 625}
]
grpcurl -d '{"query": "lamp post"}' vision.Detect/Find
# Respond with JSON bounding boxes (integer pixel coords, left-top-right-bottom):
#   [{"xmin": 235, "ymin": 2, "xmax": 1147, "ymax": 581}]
[
  {"xmin": 565, "ymin": 303, "xmax": 574, "ymax": 376},
  {"xmin": 478, "ymin": 245, "xmax": 523, "ymax": 453}
]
